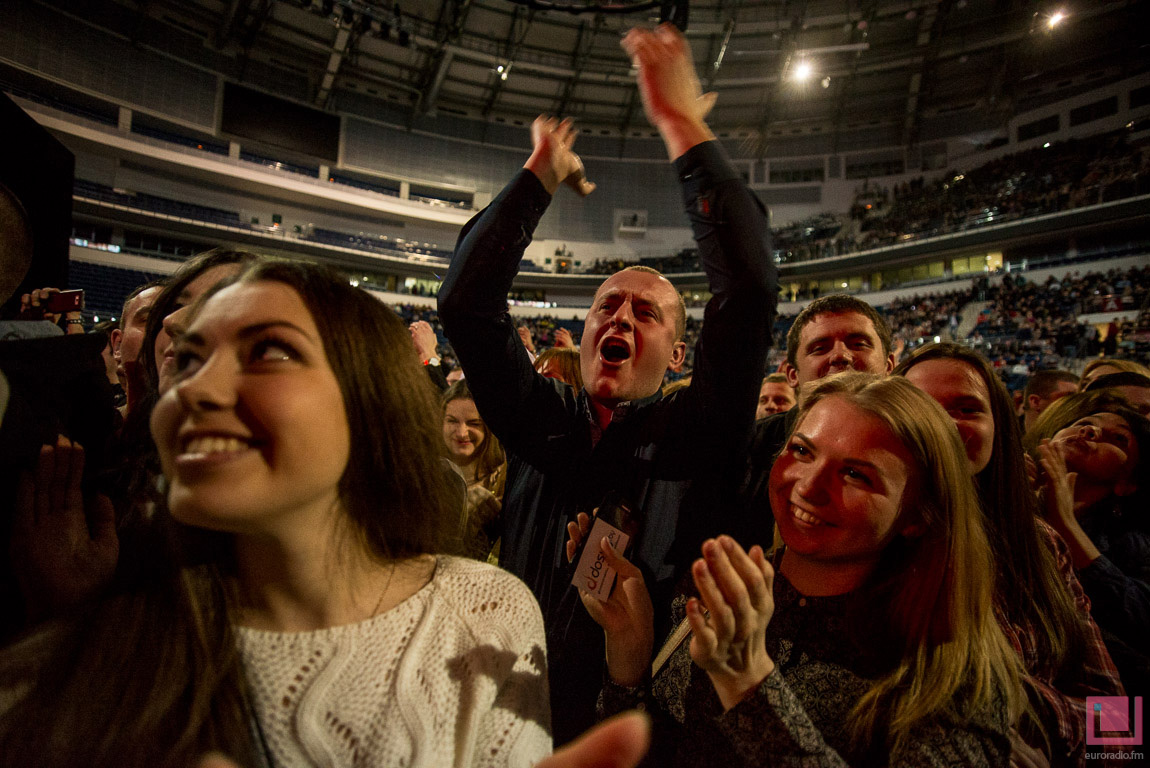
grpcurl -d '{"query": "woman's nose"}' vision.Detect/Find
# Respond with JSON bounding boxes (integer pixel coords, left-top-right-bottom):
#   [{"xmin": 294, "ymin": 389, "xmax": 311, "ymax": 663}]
[{"xmin": 175, "ymin": 356, "xmax": 236, "ymax": 412}]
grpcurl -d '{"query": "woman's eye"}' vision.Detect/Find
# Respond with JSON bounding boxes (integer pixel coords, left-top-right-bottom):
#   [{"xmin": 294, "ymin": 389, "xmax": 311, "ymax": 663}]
[
  {"xmin": 174, "ymin": 350, "xmax": 202, "ymax": 375},
  {"xmin": 252, "ymin": 339, "xmax": 297, "ymax": 363},
  {"xmin": 787, "ymin": 442, "xmax": 809, "ymax": 457},
  {"xmin": 844, "ymin": 468, "xmax": 871, "ymax": 485}
]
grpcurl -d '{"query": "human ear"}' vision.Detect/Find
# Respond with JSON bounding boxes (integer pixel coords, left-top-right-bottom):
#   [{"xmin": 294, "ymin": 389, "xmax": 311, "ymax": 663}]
[
  {"xmin": 110, "ymin": 328, "xmax": 123, "ymax": 361},
  {"xmin": 784, "ymin": 363, "xmax": 799, "ymax": 388},
  {"xmin": 667, "ymin": 340, "xmax": 687, "ymax": 372}
]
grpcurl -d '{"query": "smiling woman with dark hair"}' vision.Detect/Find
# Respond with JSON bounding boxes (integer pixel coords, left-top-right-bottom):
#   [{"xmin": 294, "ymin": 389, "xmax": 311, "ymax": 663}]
[{"xmin": 0, "ymin": 260, "xmax": 550, "ymax": 767}]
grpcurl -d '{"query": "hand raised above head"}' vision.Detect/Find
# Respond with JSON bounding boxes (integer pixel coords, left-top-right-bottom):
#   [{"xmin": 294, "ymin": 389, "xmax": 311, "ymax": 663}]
[
  {"xmin": 553, "ymin": 327, "xmax": 576, "ymax": 349},
  {"xmin": 687, "ymin": 536, "xmax": 775, "ymax": 711},
  {"xmin": 620, "ymin": 24, "xmax": 716, "ymax": 158},
  {"xmin": 524, "ymin": 116, "xmax": 596, "ymax": 197},
  {"xmin": 409, "ymin": 320, "xmax": 439, "ymax": 361}
]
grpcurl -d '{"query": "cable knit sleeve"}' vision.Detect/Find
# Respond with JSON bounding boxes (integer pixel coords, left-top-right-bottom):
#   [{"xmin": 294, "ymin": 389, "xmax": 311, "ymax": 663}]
[{"xmin": 447, "ymin": 560, "xmax": 552, "ymax": 768}]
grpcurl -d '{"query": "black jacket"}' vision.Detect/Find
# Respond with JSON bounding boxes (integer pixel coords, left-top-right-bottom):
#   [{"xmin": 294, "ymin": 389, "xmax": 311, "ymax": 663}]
[{"xmin": 439, "ymin": 141, "xmax": 777, "ymax": 743}]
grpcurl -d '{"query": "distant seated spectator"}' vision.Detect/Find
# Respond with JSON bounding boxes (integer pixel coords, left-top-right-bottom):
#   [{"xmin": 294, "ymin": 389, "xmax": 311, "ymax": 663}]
[
  {"xmin": 534, "ymin": 347, "xmax": 582, "ymax": 391},
  {"xmin": 1084, "ymin": 371, "xmax": 1150, "ymax": 415},
  {"xmin": 755, "ymin": 372, "xmax": 795, "ymax": 420},
  {"xmin": 1022, "ymin": 369, "xmax": 1078, "ymax": 433}
]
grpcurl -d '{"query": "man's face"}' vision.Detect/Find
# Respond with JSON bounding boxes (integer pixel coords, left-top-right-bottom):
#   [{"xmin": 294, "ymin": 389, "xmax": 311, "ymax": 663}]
[
  {"xmin": 112, "ymin": 285, "xmax": 163, "ymax": 387},
  {"xmin": 786, "ymin": 311, "xmax": 894, "ymax": 388},
  {"xmin": 1024, "ymin": 380, "xmax": 1077, "ymax": 429},
  {"xmin": 756, "ymin": 380, "xmax": 796, "ymax": 420},
  {"xmin": 580, "ymin": 270, "xmax": 686, "ymax": 407}
]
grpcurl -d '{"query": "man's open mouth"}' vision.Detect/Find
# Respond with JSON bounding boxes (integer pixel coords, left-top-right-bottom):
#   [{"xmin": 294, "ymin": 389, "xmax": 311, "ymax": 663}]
[{"xmin": 601, "ymin": 338, "xmax": 631, "ymax": 364}]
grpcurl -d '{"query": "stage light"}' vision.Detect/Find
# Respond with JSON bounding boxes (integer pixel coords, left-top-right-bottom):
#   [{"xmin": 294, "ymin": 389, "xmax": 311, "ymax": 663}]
[
  {"xmin": 793, "ymin": 61, "xmax": 813, "ymax": 82},
  {"xmin": 821, "ymin": 76, "xmax": 831, "ymax": 88},
  {"xmin": 1048, "ymin": 11, "xmax": 1065, "ymax": 29}
]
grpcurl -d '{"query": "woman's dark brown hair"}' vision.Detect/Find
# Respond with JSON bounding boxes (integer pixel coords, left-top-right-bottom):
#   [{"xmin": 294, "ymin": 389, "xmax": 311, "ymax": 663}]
[
  {"xmin": 0, "ymin": 260, "xmax": 459, "ymax": 766},
  {"xmin": 894, "ymin": 343, "xmax": 1090, "ymax": 704}
]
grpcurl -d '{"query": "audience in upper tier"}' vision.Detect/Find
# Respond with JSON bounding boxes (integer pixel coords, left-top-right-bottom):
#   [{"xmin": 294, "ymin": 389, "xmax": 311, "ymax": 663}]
[{"xmin": 4, "ymin": 23, "xmax": 1150, "ymax": 768}]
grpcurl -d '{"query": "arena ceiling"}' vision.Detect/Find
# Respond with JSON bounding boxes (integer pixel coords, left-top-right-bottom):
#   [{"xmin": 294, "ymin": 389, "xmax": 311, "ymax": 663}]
[{"xmin": 41, "ymin": 0, "xmax": 1150, "ymax": 154}]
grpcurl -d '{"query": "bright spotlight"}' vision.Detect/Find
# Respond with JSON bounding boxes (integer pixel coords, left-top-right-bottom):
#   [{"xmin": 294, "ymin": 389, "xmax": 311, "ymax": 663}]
[
  {"xmin": 1048, "ymin": 11, "xmax": 1065, "ymax": 29},
  {"xmin": 793, "ymin": 61, "xmax": 813, "ymax": 82}
]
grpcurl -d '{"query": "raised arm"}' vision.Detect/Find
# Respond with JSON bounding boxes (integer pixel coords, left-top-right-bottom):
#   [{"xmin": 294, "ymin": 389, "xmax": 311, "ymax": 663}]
[
  {"xmin": 437, "ymin": 120, "xmax": 592, "ymax": 449},
  {"xmin": 622, "ymin": 25, "xmax": 777, "ymax": 455}
]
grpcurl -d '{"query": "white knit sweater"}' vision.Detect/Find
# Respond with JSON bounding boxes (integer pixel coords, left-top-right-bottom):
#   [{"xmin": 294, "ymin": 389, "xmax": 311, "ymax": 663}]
[{"xmin": 237, "ymin": 556, "xmax": 551, "ymax": 767}]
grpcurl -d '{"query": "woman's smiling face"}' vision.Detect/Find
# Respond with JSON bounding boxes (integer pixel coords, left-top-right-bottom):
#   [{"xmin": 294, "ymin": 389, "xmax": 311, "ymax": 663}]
[
  {"xmin": 150, "ymin": 280, "xmax": 350, "ymax": 536},
  {"xmin": 769, "ymin": 395, "xmax": 918, "ymax": 573},
  {"xmin": 443, "ymin": 397, "xmax": 486, "ymax": 465}
]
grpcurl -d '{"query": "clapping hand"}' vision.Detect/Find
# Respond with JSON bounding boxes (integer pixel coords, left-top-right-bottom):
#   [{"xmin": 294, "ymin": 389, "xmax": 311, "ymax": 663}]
[
  {"xmin": 11, "ymin": 436, "xmax": 119, "ymax": 621},
  {"xmin": 620, "ymin": 24, "xmax": 716, "ymax": 159},
  {"xmin": 518, "ymin": 325, "xmax": 537, "ymax": 354},
  {"xmin": 687, "ymin": 536, "xmax": 776, "ymax": 711},
  {"xmin": 409, "ymin": 320, "xmax": 439, "ymax": 362},
  {"xmin": 553, "ymin": 327, "xmax": 576, "ymax": 349},
  {"xmin": 525, "ymin": 116, "xmax": 596, "ymax": 197}
]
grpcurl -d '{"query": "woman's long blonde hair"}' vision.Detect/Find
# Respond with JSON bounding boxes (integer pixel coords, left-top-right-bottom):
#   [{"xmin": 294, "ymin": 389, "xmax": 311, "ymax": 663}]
[{"xmin": 791, "ymin": 373, "xmax": 1026, "ymax": 753}]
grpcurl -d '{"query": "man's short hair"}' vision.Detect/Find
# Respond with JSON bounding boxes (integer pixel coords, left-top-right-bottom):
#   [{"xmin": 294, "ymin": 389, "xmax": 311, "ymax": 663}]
[
  {"xmin": 119, "ymin": 279, "xmax": 165, "ymax": 330},
  {"xmin": 763, "ymin": 372, "xmax": 791, "ymax": 386},
  {"xmin": 1023, "ymin": 369, "xmax": 1079, "ymax": 408},
  {"xmin": 785, "ymin": 294, "xmax": 892, "ymax": 368},
  {"xmin": 620, "ymin": 265, "xmax": 686, "ymax": 340}
]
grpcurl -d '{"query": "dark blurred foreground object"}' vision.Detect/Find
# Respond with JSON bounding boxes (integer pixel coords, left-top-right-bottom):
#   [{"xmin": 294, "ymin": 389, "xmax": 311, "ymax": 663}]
[
  {"xmin": 0, "ymin": 332, "xmax": 117, "ymax": 642},
  {"xmin": 0, "ymin": 93, "xmax": 74, "ymax": 320}
]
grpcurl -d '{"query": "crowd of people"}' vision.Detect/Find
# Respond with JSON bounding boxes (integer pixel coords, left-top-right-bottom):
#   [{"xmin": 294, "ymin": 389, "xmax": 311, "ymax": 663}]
[
  {"xmin": 850, "ymin": 131, "xmax": 1149, "ymax": 252},
  {"xmin": 1, "ymin": 23, "xmax": 1147, "ymax": 768}
]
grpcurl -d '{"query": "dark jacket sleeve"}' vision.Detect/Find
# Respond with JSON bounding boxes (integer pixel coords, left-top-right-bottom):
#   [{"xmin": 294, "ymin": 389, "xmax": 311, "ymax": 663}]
[
  {"xmin": 438, "ymin": 170, "xmax": 576, "ymax": 454},
  {"xmin": 1077, "ymin": 549, "xmax": 1150, "ymax": 642},
  {"xmin": 668, "ymin": 142, "xmax": 777, "ymax": 460}
]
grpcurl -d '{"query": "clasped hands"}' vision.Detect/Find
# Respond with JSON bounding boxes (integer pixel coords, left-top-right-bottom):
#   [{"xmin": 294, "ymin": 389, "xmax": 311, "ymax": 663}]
[{"xmin": 568, "ymin": 512, "xmax": 776, "ymax": 710}]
